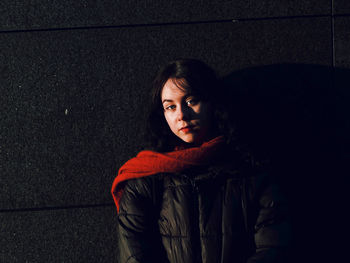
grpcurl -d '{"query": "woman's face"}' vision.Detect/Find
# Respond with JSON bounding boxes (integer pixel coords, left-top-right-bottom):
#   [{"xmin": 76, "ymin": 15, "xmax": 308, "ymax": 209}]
[{"xmin": 161, "ymin": 78, "xmax": 213, "ymax": 145}]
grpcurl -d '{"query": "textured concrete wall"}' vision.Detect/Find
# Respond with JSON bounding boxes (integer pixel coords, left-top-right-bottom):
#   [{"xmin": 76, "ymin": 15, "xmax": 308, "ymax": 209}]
[{"xmin": 0, "ymin": 1, "xmax": 348, "ymax": 262}]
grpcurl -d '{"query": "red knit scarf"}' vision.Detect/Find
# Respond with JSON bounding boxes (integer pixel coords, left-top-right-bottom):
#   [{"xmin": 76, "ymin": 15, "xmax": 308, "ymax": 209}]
[{"xmin": 111, "ymin": 136, "xmax": 225, "ymax": 212}]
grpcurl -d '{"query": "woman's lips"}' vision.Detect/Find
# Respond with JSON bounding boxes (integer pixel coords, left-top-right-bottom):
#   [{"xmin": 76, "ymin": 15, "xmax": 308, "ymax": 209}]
[{"xmin": 180, "ymin": 126, "xmax": 195, "ymax": 133}]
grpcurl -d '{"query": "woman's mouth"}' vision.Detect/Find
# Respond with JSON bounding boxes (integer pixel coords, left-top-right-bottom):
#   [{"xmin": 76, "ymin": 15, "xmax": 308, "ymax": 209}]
[{"xmin": 180, "ymin": 126, "xmax": 195, "ymax": 133}]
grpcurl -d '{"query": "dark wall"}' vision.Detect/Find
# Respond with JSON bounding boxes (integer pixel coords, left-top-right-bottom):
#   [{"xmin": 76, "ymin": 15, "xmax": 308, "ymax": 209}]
[{"xmin": 0, "ymin": 1, "xmax": 348, "ymax": 262}]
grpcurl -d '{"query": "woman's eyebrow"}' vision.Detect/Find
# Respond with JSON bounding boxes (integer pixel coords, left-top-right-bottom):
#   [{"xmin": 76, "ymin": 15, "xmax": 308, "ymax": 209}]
[
  {"xmin": 162, "ymin": 94, "xmax": 195, "ymax": 103},
  {"xmin": 162, "ymin": 99, "xmax": 173, "ymax": 104}
]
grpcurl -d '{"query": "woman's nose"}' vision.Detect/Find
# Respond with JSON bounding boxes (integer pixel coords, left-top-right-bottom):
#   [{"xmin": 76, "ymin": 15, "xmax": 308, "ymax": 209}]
[{"xmin": 177, "ymin": 106, "xmax": 190, "ymax": 121}]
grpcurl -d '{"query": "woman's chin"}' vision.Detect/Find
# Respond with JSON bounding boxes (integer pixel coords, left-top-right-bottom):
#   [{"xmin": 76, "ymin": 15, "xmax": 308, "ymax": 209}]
[
  {"xmin": 178, "ymin": 134, "xmax": 205, "ymax": 145},
  {"xmin": 180, "ymin": 136, "xmax": 195, "ymax": 144}
]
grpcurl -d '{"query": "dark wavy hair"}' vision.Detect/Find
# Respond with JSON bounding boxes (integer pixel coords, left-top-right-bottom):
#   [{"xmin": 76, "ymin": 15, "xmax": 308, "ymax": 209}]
[{"xmin": 144, "ymin": 58, "xmax": 235, "ymax": 152}]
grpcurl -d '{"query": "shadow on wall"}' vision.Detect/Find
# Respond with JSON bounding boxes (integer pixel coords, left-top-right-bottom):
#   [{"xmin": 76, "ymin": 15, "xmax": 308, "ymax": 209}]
[{"xmin": 222, "ymin": 64, "xmax": 349, "ymax": 261}]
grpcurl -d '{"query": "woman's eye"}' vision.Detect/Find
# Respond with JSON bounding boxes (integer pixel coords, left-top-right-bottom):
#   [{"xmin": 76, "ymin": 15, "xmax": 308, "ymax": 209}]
[
  {"xmin": 186, "ymin": 99, "xmax": 198, "ymax": 106},
  {"xmin": 165, "ymin": 105, "xmax": 176, "ymax": 111}
]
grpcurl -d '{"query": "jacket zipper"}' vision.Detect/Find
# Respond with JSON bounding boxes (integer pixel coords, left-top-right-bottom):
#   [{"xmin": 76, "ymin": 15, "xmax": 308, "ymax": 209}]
[
  {"xmin": 241, "ymin": 177, "xmax": 256, "ymax": 255},
  {"xmin": 240, "ymin": 178, "xmax": 249, "ymax": 235},
  {"xmin": 188, "ymin": 176, "xmax": 201, "ymax": 262}
]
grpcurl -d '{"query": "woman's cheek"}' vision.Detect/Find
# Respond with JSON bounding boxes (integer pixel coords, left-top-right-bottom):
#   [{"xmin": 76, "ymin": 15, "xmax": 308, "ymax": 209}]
[{"xmin": 164, "ymin": 113, "xmax": 174, "ymax": 130}]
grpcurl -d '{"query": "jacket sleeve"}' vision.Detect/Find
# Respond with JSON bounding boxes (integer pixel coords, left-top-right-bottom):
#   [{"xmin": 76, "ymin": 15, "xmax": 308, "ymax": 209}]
[
  {"xmin": 117, "ymin": 176, "xmax": 166, "ymax": 263},
  {"xmin": 246, "ymin": 175, "xmax": 292, "ymax": 263}
]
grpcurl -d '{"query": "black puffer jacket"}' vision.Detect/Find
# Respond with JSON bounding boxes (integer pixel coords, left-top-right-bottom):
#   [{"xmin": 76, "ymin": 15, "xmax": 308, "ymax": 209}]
[{"xmin": 117, "ymin": 162, "xmax": 290, "ymax": 263}]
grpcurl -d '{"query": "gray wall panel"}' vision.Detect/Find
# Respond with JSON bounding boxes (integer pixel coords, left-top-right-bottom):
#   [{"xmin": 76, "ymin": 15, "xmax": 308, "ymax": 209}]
[
  {"xmin": 0, "ymin": 0, "xmax": 331, "ymax": 31},
  {"xmin": 0, "ymin": 206, "xmax": 118, "ymax": 262},
  {"xmin": 0, "ymin": 17, "xmax": 332, "ymax": 210},
  {"xmin": 334, "ymin": 0, "xmax": 350, "ymax": 14}
]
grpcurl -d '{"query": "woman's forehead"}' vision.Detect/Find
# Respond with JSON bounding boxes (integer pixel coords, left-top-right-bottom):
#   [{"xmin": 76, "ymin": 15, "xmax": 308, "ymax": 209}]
[{"xmin": 161, "ymin": 78, "xmax": 190, "ymax": 101}]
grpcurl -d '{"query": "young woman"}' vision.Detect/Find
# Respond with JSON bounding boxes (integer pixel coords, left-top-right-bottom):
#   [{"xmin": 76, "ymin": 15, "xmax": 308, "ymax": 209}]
[{"xmin": 111, "ymin": 59, "xmax": 290, "ymax": 263}]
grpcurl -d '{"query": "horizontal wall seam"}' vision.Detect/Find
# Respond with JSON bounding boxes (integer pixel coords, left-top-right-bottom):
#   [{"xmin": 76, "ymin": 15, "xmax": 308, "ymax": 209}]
[
  {"xmin": 0, "ymin": 203, "xmax": 115, "ymax": 214},
  {"xmin": 0, "ymin": 13, "xmax": 337, "ymax": 34}
]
